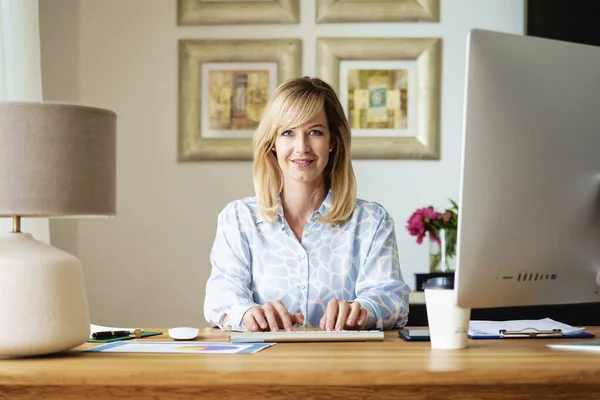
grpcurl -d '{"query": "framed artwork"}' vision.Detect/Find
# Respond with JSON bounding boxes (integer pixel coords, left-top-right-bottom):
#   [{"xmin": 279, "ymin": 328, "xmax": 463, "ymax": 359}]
[
  {"xmin": 340, "ymin": 62, "xmax": 416, "ymax": 136},
  {"xmin": 177, "ymin": 0, "xmax": 300, "ymax": 25},
  {"xmin": 316, "ymin": 0, "xmax": 440, "ymax": 23},
  {"xmin": 202, "ymin": 63, "xmax": 277, "ymax": 139},
  {"xmin": 317, "ymin": 37, "xmax": 442, "ymax": 159},
  {"xmin": 178, "ymin": 39, "xmax": 301, "ymax": 161}
]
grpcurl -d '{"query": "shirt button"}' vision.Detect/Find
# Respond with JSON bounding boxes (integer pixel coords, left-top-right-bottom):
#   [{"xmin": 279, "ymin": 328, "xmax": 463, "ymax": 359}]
[
  {"xmin": 300, "ymin": 284, "xmax": 306, "ymax": 290},
  {"xmin": 306, "ymin": 228, "xmax": 312, "ymax": 233},
  {"xmin": 301, "ymin": 253, "xmax": 306, "ymax": 259}
]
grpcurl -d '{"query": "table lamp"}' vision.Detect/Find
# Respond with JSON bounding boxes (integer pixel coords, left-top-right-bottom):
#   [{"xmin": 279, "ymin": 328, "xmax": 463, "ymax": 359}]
[{"xmin": 0, "ymin": 101, "xmax": 116, "ymax": 357}]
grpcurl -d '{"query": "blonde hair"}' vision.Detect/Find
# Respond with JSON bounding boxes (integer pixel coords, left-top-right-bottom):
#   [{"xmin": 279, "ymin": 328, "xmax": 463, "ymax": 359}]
[{"xmin": 252, "ymin": 76, "xmax": 357, "ymax": 225}]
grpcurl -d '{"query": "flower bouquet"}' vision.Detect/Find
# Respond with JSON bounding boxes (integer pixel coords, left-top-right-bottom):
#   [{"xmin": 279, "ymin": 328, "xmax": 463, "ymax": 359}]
[{"xmin": 406, "ymin": 200, "xmax": 459, "ymax": 272}]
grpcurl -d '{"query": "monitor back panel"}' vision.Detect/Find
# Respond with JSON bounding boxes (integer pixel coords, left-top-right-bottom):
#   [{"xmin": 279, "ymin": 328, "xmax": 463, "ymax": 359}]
[{"xmin": 456, "ymin": 29, "xmax": 600, "ymax": 308}]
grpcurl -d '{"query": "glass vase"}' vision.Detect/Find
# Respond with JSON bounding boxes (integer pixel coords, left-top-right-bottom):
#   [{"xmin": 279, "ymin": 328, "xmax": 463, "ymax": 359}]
[{"xmin": 428, "ymin": 228, "xmax": 456, "ymax": 273}]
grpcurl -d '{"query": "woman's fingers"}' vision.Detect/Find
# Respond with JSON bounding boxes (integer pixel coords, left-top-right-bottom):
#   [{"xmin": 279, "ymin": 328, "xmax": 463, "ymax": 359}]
[
  {"xmin": 259, "ymin": 301, "xmax": 295, "ymax": 331},
  {"xmin": 271, "ymin": 300, "xmax": 294, "ymax": 331},
  {"xmin": 249, "ymin": 301, "xmax": 369, "ymax": 332},
  {"xmin": 242, "ymin": 310, "xmax": 259, "ymax": 332},
  {"xmin": 321, "ymin": 300, "xmax": 366, "ymax": 331},
  {"xmin": 324, "ymin": 299, "xmax": 339, "ymax": 331},
  {"xmin": 345, "ymin": 301, "xmax": 362, "ymax": 328},
  {"xmin": 291, "ymin": 312, "xmax": 304, "ymax": 326},
  {"xmin": 357, "ymin": 308, "xmax": 367, "ymax": 327},
  {"xmin": 242, "ymin": 307, "xmax": 267, "ymax": 331},
  {"xmin": 252, "ymin": 308, "xmax": 269, "ymax": 330},
  {"xmin": 261, "ymin": 302, "xmax": 280, "ymax": 331},
  {"xmin": 335, "ymin": 300, "xmax": 351, "ymax": 331}
]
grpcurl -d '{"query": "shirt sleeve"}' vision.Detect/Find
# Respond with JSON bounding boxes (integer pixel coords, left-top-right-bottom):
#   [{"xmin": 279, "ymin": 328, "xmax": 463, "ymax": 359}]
[
  {"xmin": 354, "ymin": 211, "xmax": 411, "ymax": 330},
  {"xmin": 204, "ymin": 202, "xmax": 260, "ymax": 331}
]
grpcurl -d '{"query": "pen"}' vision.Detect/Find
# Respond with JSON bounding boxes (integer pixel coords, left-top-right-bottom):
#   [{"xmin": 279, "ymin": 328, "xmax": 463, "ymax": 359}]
[{"xmin": 92, "ymin": 330, "xmax": 132, "ymax": 339}]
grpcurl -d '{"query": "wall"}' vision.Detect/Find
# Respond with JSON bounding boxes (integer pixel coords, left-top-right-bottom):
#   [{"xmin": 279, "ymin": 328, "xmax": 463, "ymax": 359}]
[
  {"xmin": 39, "ymin": 0, "xmax": 80, "ymax": 255},
  {"xmin": 0, "ymin": 0, "xmax": 49, "ymax": 244},
  {"xmin": 39, "ymin": 0, "xmax": 524, "ymax": 328}
]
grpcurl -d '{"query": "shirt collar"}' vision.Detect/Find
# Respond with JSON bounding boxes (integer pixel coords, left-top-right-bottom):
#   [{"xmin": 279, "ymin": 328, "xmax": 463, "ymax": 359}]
[
  {"xmin": 313, "ymin": 189, "xmax": 333, "ymax": 219},
  {"xmin": 258, "ymin": 190, "xmax": 333, "ymax": 228},
  {"xmin": 276, "ymin": 198, "xmax": 285, "ymax": 229}
]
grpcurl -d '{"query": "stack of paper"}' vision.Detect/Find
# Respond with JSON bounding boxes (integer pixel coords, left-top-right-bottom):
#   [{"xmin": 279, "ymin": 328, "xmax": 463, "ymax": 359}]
[{"xmin": 469, "ymin": 318, "xmax": 585, "ymax": 338}]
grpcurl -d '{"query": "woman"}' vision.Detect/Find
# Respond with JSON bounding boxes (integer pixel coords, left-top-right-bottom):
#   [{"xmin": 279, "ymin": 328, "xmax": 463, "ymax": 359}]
[{"xmin": 204, "ymin": 77, "xmax": 410, "ymax": 332}]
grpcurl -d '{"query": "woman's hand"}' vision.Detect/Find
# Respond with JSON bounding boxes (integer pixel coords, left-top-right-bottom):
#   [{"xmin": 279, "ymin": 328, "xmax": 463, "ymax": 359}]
[
  {"xmin": 320, "ymin": 299, "xmax": 367, "ymax": 331},
  {"xmin": 242, "ymin": 301, "xmax": 304, "ymax": 332}
]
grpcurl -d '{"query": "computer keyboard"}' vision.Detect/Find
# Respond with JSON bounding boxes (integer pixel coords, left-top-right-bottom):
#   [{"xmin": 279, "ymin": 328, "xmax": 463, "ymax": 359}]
[{"xmin": 230, "ymin": 330, "xmax": 384, "ymax": 343}]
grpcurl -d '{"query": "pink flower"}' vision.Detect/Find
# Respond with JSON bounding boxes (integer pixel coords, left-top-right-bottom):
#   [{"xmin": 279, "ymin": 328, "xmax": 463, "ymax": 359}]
[
  {"xmin": 422, "ymin": 207, "xmax": 440, "ymax": 222},
  {"xmin": 406, "ymin": 207, "xmax": 440, "ymax": 244},
  {"xmin": 406, "ymin": 201, "xmax": 459, "ymax": 247}
]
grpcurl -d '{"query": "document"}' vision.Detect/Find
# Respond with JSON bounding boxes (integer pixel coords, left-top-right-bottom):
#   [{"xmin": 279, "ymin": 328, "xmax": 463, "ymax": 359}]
[
  {"xmin": 469, "ymin": 318, "xmax": 585, "ymax": 338},
  {"xmin": 86, "ymin": 341, "xmax": 274, "ymax": 354}
]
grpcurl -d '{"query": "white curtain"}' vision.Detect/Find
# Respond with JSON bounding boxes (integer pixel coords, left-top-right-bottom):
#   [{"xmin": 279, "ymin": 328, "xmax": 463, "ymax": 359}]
[{"xmin": 0, "ymin": 0, "xmax": 50, "ymax": 244}]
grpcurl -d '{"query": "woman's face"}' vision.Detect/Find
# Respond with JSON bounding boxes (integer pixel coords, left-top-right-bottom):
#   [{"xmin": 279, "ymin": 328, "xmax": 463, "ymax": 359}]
[{"xmin": 273, "ymin": 109, "xmax": 332, "ymax": 188}]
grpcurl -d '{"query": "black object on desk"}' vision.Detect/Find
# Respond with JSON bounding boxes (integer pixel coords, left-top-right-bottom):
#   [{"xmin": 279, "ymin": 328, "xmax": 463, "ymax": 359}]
[
  {"xmin": 92, "ymin": 330, "xmax": 131, "ymax": 339},
  {"xmin": 415, "ymin": 272, "xmax": 454, "ymax": 292},
  {"xmin": 88, "ymin": 330, "xmax": 163, "ymax": 343},
  {"xmin": 409, "ymin": 272, "xmax": 600, "ymax": 327},
  {"xmin": 407, "ymin": 298, "xmax": 600, "ymax": 327},
  {"xmin": 398, "ymin": 329, "xmax": 430, "ymax": 341}
]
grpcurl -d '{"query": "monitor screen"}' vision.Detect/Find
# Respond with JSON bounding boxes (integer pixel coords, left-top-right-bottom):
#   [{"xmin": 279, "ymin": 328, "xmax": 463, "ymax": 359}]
[{"xmin": 455, "ymin": 29, "xmax": 600, "ymax": 309}]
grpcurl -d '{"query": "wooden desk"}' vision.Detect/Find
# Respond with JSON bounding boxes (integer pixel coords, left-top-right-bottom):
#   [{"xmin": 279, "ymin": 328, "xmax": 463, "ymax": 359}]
[{"xmin": 2, "ymin": 327, "xmax": 600, "ymax": 399}]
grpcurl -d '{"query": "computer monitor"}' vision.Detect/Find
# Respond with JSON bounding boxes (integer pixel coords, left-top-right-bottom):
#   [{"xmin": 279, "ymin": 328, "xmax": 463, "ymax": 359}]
[{"xmin": 455, "ymin": 29, "xmax": 600, "ymax": 309}]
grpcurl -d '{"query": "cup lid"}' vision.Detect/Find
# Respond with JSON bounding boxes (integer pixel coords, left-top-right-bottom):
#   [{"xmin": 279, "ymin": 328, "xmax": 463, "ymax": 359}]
[{"xmin": 423, "ymin": 276, "xmax": 454, "ymax": 290}]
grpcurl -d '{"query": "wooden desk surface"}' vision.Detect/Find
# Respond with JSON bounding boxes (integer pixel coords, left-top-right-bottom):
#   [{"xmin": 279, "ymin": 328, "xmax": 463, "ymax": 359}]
[{"xmin": 2, "ymin": 327, "xmax": 600, "ymax": 399}]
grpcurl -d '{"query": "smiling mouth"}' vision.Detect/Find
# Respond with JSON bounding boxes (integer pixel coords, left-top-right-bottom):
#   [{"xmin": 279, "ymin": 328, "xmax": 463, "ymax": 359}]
[{"xmin": 291, "ymin": 159, "xmax": 314, "ymax": 167}]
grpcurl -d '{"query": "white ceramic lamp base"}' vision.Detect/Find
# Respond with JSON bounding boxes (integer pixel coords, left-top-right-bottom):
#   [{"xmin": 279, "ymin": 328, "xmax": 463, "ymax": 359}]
[{"xmin": 0, "ymin": 232, "xmax": 90, "ymax": 357}]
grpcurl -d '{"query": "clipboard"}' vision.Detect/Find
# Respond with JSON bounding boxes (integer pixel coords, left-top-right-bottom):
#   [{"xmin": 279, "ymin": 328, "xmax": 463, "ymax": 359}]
[{"xmin": 469, "ymin": 327, "xmax": 595, "ymax": 340}]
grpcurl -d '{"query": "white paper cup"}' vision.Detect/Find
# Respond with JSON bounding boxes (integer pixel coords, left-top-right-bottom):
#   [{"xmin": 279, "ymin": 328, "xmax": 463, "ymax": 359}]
[{"xmin": 424, "ymin": 277, "xmax": 471, "ymax": 350}]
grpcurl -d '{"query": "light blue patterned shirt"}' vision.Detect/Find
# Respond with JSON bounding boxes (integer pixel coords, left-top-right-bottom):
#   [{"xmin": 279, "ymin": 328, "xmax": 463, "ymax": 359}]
[{"xmin": 204, "ymin": 191, "xmax": 410, "ymax": 331}]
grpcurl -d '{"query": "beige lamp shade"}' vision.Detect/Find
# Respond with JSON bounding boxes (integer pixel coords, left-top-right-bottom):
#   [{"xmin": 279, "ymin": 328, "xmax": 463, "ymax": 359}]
[{"xmin": 0, "ymin": 101, "xmax": 116, "ymax": 217}]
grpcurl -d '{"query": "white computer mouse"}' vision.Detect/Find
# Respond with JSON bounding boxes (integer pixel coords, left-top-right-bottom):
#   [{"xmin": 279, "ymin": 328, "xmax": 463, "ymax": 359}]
[{"xmin": 168, "ymin": 326, "xmax": 199, "ymax": 341}]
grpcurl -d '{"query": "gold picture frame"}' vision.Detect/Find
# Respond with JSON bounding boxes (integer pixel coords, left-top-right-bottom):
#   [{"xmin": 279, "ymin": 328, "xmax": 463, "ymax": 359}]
[
  {"xmin": 317, "ymin": 37, "xmax": 442, "ymax": 160},
  {"xmin": 316, "ymin": 0, "xmax": 440, "ymax": 23},
  {"xmin": 178, "ymin": 39, "xmax": 301, "ymax": 161},
  {"xmin": 178, "ymin": 0, "xmax": 300, "ymax": 25}
]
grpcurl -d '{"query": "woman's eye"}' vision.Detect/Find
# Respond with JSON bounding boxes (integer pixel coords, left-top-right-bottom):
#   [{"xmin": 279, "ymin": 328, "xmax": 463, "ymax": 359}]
[
  {"xmin": 281, "ymin": 130, "xmax": 293, "ymax": 137},
  {"xmin": 309, "ymin": 130, "xmax": 323, "ymax": 136}
]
